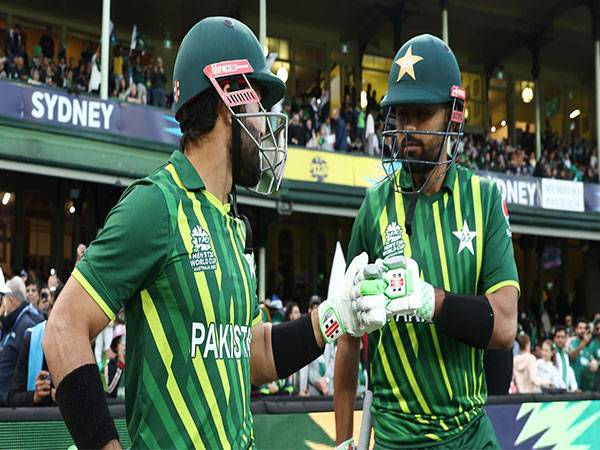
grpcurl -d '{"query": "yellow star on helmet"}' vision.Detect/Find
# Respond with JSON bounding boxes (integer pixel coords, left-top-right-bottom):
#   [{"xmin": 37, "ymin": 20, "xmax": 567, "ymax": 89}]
[{"xmin": 395, "ymin": 45, "xmax": 424, "ymax": 82}]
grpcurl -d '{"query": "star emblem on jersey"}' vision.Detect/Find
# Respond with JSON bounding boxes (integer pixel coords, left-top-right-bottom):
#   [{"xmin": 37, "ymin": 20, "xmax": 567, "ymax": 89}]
[
  {"xmin": 452, "ymin": 220, "xmax": 477, "ymax": 255},
  {"xmin": 395, "ymin": 45, "xmax": 424, "ymax": 81}
]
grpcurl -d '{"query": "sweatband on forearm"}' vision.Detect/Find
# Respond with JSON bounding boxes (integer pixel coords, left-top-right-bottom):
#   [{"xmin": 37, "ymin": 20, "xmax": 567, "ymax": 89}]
[
  {"xmin": 271, "ymin": 313, "xmax": 324, "ymax": 379},
  {"xmin": 437, "ymin": 294, "xmax": 494, "ymax": 349},
  {"xmin": 55, "ymin": 363, "xmax": 119, "ymax": 449}
]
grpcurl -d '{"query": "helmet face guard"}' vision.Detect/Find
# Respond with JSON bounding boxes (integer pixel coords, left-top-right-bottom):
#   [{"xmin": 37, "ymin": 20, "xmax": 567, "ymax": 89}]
[
  {"xmin": 204, "ymin": 59, "xmax": 288, "ymax": 195},
  {"xmin": 382, "ymin": 85, "xmax": 466, "ymax": 194}
]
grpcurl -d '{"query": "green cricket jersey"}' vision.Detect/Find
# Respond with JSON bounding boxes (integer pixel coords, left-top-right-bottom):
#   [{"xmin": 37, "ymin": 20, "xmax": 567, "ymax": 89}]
[
  {"xmin": 347, "ymin": 164, "xmax": 519, "ymax": 448},
  {"xmin": 74, "ymin": 150, "xmax": 261, "ymax": 449},
  {"xmin": 568, "ymin": 337, "xmax": 597, "ymax": 391}
]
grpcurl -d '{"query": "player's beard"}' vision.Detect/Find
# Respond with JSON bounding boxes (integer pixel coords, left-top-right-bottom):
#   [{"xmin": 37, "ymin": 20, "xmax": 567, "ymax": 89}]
[
  {"xmin": 400, "ymin": 135, "xmax": 442, "ymax": 175},
  {"xmin": 231, "ymin": 119, "xmax": 262, "ymax": 188}
]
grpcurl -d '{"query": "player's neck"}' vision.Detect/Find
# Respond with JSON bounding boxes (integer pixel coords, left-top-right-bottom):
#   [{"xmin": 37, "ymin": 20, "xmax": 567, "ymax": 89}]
[
  {"xmin": 414, "ymin": 165, "xmax": 445, "ymax": 196},
  {"xmin": 184, "ymin": 139, "xmax": 232, "ymax": 204}
]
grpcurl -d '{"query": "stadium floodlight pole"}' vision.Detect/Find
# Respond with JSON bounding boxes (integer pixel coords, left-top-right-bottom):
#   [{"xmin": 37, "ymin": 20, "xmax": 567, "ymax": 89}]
[
  {"xmin": 259, "ymin": 0, "xmax": 267, "ymax": 52},
  {"xmin": 441, "ymin": 5, "xmax": 449, "ymax": 44},
  {"xmin": 100, "ymin": 0, "xmax": 111, "ymax": 100}
]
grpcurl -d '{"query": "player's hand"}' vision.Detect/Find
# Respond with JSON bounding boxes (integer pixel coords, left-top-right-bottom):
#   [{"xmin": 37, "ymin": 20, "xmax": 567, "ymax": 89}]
[
  {"xmin": 355, "ymin": 255, "xmax": 435, "ymax": 322},
  {"xmin": 318, "ymin": 252, "xmax": 387, "ymax": 342}
]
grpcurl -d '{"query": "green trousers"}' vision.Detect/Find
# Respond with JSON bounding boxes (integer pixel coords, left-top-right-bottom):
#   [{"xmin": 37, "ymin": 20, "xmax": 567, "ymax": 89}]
[{"xmin": 374, "ymin": 413, "xmax": 501, "ymax": 450}]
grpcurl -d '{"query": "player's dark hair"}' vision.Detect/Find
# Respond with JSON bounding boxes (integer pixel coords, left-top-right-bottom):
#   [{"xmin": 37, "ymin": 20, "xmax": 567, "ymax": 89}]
[
  {"xmin": 177, "ymin": 88, "xmax": 222, "ymax": 152},
  {"xmin": 553, "ymin": 325, "xmax": 566, "ymax": 337},
  {"xmin": 517, "ymin": 333, "xmax": 530, "ymax": 351},
  {"xmin": 575, "ymin": 316, "xmax": 588, "ymax": 327}
]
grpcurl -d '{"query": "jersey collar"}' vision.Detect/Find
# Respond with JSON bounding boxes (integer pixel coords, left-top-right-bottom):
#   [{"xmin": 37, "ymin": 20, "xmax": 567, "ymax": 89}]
[{"xmin": 168, "ymin": 150, "xmax": 205, "ymax": 191}]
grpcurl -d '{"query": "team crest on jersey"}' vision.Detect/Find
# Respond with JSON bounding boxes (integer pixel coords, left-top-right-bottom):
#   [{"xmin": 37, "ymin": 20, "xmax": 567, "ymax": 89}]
[
  {"xmin": 190, "ymin": 225, "xmax": 217, "ymax": 272},
  {"xmin": 383, "ymin": 222, "xmax": 405, "ymax": 258}
]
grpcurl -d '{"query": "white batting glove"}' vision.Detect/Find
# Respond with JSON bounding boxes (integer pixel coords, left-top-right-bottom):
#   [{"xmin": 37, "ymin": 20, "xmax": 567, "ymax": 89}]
[
  {"xmin": 318, "ymin": 252, "xmax": 388, "ymax": 342},
  {"xmin": 353, "ymin": 255, "xmax": 435, "ymax": 322}
]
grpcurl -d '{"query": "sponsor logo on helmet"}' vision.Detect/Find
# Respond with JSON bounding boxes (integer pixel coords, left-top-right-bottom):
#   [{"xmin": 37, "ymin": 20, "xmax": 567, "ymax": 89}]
[
  {"xmin": 450, "ymin": 85, "xmax": 466, "ymax": 100},
  {"xmin": 310, "ymin": 156, "xmax": 328, "ymax": 182}
]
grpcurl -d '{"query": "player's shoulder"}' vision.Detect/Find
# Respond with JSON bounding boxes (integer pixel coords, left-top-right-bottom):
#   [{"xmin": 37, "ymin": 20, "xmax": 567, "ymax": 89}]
[
  {"xmin": 364, "ymin": 174, "xmax": 393, "ymax": 205},
  {"xmin": 455, "ymin": 164, "xmax": 498, "ymax": 195}
]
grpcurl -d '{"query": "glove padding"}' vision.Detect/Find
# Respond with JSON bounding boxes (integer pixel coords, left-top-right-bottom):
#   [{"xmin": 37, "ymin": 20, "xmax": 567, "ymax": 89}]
[
  {"xmin": 353, "ymin": 255, "xmax": 435, "ymax": 322},
  {"xmin": 318, "ymin": 252, "xmax": 388, "ymax": 342}
]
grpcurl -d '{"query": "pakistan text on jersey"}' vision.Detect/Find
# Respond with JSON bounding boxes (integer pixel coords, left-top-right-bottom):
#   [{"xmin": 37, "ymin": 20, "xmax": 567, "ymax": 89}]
[{"xmin": 191, "ymin": 322, "xmax": 252, "ymax": 359}]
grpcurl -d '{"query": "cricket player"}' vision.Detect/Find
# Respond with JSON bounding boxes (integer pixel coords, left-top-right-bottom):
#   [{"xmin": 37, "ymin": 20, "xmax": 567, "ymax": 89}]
[
  {"xmin": 334, "ymin": 34, "xmax": 519, "ymax": 449},
  {"xmin": 43, "ymin": 17, "xmax": 389, "ymax": 450}
]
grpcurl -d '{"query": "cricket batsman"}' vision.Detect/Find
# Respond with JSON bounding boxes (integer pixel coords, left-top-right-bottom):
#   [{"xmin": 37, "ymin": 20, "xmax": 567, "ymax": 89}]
[
  {"xmin": 43, "ymin": 17, "xmax": 389, "ymax": 449},
  {"xmin": 334, "ymin": 34, "xmax": 519, "ymax": 449}
]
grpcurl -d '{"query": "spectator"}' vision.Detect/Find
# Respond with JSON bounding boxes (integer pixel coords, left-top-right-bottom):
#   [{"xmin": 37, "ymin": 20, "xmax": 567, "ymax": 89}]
[
  {"xmin": 8, "ymin": 56, "xmax": 28, "ymax": 81},
  {"xmin": 88, "ymin": 49, "xmax": 101, "ymax": 93},
  {"xmin": 553, "ymin": 325, "xmax": 578, "ymax": 391},
  {"xmin": 305, "ymin": 118, "xmax": 318, "ymax": 149},
  {"xmin": 569, "ymin": 317, "xmax": 598, "ymax": 391},
  {"xmin": 565, "ymin": 314, "xmax": 574, "ymax": 336},
  {"xmin": 28, "ymin": 68, "xmax": 42, "ymax": 85},
  {"xmin": 5, "ymin": 24, "xmax": 25, "ymax": 60},
  {"xmin": 151, "ymin": 57, "xmax": 167, "ymax": 108},
  {"xmin": 126, "ymin": 83, "xmax": 142, "ymax": 104},
  {"xmin": 288, "ymin": 114, "xmax": 306, "ymax": 146},
  {"xmin": 536, "ymin": 339, "xmax": 564, "ymax": 390},
  {"xmin": 0, "ymin": 271, "xmax": 43, "ymax": 405},
  {"xmin": 284, "ymin": 302, "xmax": 301, "ymax": 322},
  {"xmin": 0, "ymin": 58, "xmax": 7, "ymax": 78},
  {"xmin": 25, "ymin": 280, "xmax": 40, "ymax": 310},
  {"xmin": 115, "ymin": 78, "xmax": 129, "ymax": 101},
  {"xmin": 6, "ymin": 284, "xmax": 62, "ymax": 406},
  {"xmin": 104, "ymin": 324, "xmax": 126, "ymax": 399},
  {"xmin": 318, "ymin": 121, "xmax": 334, "ymax": 151},
  {"xmin": 38, "ymin": 286, "xmax": 51, "ymax": 317},
  {"xmin": 589, "ymin": 320, "xmax": 600, "ymax": 391},
  {"xmin": 39, "ymin": 26, "xmax": 54, "ymax": 61},
  {"xmin": 113, "ymin": 46, "xmax": 124, "ymax": 87},
  {"xmin": 512, "ymin": 334, "xmax": 552, "ymax": 393},
  {"xmin": 365, "ymin": 108, "xmax": 379, "ymax": 156},
  {"xmin": 331, "ymin": 108, "xmax": 348, "ymax": 151}
]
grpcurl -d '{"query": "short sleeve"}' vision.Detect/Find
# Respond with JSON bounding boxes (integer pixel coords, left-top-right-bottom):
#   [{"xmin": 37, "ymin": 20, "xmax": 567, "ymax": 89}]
[
  {"xmin": 347, "ymin": 192, "xmax": 374, "ymax": 266},
  {"xmin": 73, "ymin": 182, "xmax": 170, "ymax": 320},
  {"xmin": 479, "ymin": 182, "xmax": 520, "ymax": 295}
]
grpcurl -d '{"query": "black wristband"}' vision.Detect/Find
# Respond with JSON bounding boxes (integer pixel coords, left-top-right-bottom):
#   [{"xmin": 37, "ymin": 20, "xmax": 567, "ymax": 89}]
[
  {"xmin": 271, "ymin": 313, "xmax": 324, "ymax": 379},
  {"xmin": 56, "ymin": 363, "xmax": 119, "ymax": 449},
  {"xmin": 437, "ymin": 294, "xmax": 494, "ymax": 349}
]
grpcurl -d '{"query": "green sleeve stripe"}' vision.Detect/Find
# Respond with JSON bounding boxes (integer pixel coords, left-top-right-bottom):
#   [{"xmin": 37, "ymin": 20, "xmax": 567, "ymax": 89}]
[
  {"xmin": 428, "ymin": 324, "xmax": 454, "ymax": 400},
  {"xmin": 72, "ymin": 268, "xmax": 116, "ymax": 321},
  {"xmin": 224, "ymin": 218, "xmax": 251, "ymax": 325},
  {"xmin": 389, "ymin": 320, "xmax": 431, "ymax": 414},
  {"xmin": 472, "ymin": 176, "xmax": 484, "ymax": 292},
  {"xmin": 377, "ymin": 337, "xmax": 411, "ymax": 414},
  {"xmin": 140, "ymin": 289, "xmax": 207, "ymax": 450},
  {"xmin": 432, "ymin": 201, "xmax": 451, "ymax": 291},
  {"xmin": 485, "ymin": 280, "xmax": 521, "ymax": 295},
  {"xmin": 393, "ymin": 191, "xmax": 412, "ymax": 257}
]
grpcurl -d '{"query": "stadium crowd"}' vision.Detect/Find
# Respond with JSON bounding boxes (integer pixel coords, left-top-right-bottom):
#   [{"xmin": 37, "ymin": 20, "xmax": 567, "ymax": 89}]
[
  {"xmin": 1, "ymin": 257, "xmax": 600, "ymax": 406},
  {"xmin": 4, "ymin": 23, "xmax": 599, "ymax": 185}
]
